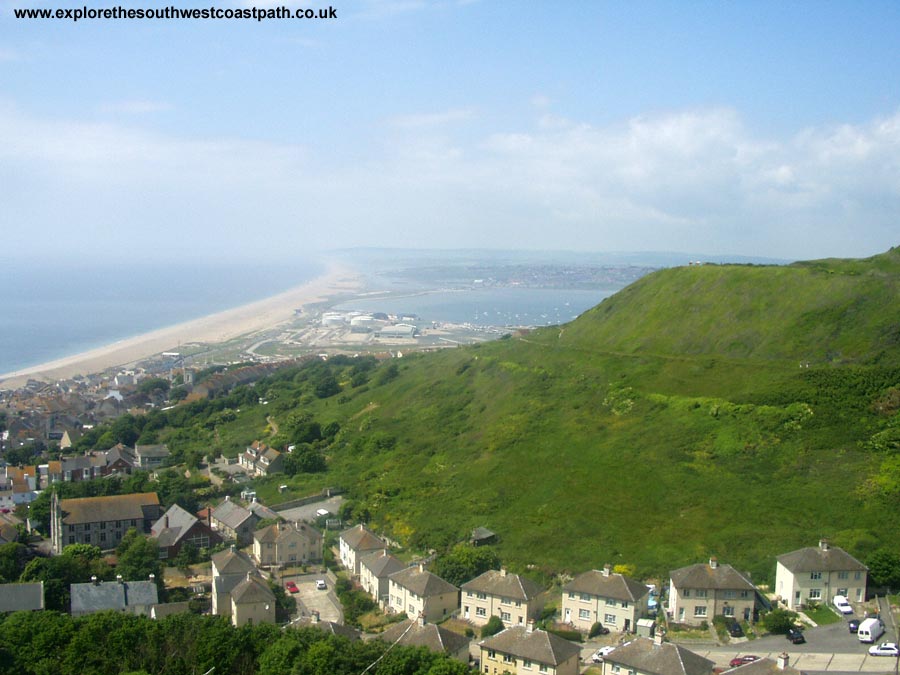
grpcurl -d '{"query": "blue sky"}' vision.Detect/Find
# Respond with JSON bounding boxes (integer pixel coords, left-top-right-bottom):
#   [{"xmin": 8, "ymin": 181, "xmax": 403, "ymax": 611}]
[{"xmin": 2, "ymin": 0, "xmax": 899, "ymax": 263}]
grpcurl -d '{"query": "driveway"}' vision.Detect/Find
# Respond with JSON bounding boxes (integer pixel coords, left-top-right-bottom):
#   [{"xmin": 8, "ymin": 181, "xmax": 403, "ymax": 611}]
[
  {"xmin": 276, "ymin": 496, "xmax": 344, "ymax": 522},
  {"xmin": 282, "ymin": 573, "xmax": 342, "ymax": 624}
]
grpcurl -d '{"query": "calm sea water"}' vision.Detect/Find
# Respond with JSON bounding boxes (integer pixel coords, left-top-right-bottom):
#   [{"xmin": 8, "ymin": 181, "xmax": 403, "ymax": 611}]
[
  {"xmin": 334, "ymin": 287, "xmax": 616, "ymax": 327},
  {"xmin": 0, "ymin": 261, "xmax": 323, "ymax": 375}
]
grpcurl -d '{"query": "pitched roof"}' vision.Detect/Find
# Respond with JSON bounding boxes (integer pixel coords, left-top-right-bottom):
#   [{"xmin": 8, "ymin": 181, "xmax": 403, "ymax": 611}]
[
  {"xmin": 724, "ymin": 657, "xmax": 804, "ymax": 675},
  {"xmin": 150, "ymin": 601, "xmax": 191, "ymax": 619},
  {"xmin": 231, "ymin": 574, "xmax": 275, "ymax": 604},
  {"xmin": 360, "ymin": 550, "xmax": 405, "ymax": 578},
  {"xmin": 379, "ymin": 619, "xmax": 470, "ymax": 655},
  {"xmin": 296, "ymin": 617, "xmax": 362, "ymax": 640},
  {"xmin": 70, "ymin": 580, "xmax": 159, "ymax": 615},
  {"xmin": 563, "ymin": 569, "xmax": 650, "ymax": 602},
  {"xmin": 669, "ymin": 561, "xmax": 756, "ymax": 591},
  {"xmin": 135, "ymin": 444, "xmax": 170, "ymax": 459},
  {"xmin": 59, "ymin": 493, "xmax": 160, "ymax": 525},
  {"xmin": 211, "ymin": 499, "xmax": 255, "ymax": 530},
  {"xmin": 462, "ymin": 569, "xmax": 543, "ymax": 601},
  {"xmin": 0, "ymin": 582, "xmax": 44, "ymax": 612},
  {"xmin": 340, "ymin": 524, "xmax": 386, "ymax": 552},
  {"xmin": 603, "ymin": 638, "xmax": 714, "ymax": 675},
  {"xmin": 211, "ymin": 546, "xmax": 256, "ymax": 576},
  {"xmin": 389, "ymin": 565, "xmax": 458, "ymax": 597},
  {"xmin": 151, "ymin": 504, "xmax": 201, "ymax": 548},
  {"xmin": 777, "ymin": 542, "xmax": 867, "ymax": 573},
  {"xmin": 247, "ymin": 501, "xmax": 280, "ymax": 521},
  {"xmin": 480, "ymin": 627, "xmax": 581, "ymax": 666}
]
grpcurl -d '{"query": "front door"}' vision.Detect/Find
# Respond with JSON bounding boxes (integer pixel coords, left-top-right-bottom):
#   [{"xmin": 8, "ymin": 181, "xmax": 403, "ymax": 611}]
[{"xmin": 564, "ymin": 608, "xmax": 571, "ymax": 622}]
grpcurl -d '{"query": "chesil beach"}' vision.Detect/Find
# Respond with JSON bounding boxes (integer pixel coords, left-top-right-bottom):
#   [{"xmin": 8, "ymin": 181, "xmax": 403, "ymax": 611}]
[{"xmin": 0, "ymin": 263, "xmax": 361, "ymax": 389}]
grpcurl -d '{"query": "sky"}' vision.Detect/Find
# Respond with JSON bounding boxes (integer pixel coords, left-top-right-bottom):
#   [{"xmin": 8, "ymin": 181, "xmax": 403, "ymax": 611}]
[{"xmin": 1, "ymin": 0, "xmax": 899, "ymax": 264}]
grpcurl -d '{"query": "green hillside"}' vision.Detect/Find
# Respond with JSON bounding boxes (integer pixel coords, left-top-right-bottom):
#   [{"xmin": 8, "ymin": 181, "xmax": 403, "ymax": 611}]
[{"xmin": 146, "ymin": 248, "xmax": 900, "ymax": 583}]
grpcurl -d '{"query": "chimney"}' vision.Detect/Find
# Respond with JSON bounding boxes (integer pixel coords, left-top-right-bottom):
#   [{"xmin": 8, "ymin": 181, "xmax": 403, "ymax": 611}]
[
  {"xmin": 602, "ymin": 564, "xmax": 611, "ymax": 577},
  {"xmin": 654, "ymin": 631, "xmax": 664, "ymax": 646},
  {"xmin": 311, "ymin": 610, "xmax": 320, "ymax": 624},
  {"xmin": 777, "ymin": 653, "xmax": 790, "ymax": 670},
  {"xmin": 526, "ymin": 619, "xmax": 535, "ymax": 633},
  {"xmin": 418, "ymin": 563, "xmax": 425, "ymax": 573},
  {"xmin": 246, "ymin": 571, "xmax": 253, "ymax": 582},
  {"xmin": 819, "ymin": 538, "xmax": 830, "ymax": 551},
  {"xmin": 500, "ymin": 567, "xmax": 508, "ymax": 577},
  {"xmin": 164, "ymin": 515, "xmax": 169, "ymax": 529},
  {"xmin": 417, "ymin": 612, "xmax": 426, "ymax": 627},
  {"xmin": 225, "ymin": 495, "xmax": 230, "ymax": 502},
  {"xmin": 91, "ymin": 575, "xmax": 99, "ymax": 585},
  {"xmin": 149, "ymin": 573, "xmax": 155, "ymax": 582},
  {"xmin": 230, "ymin": 544, "xmax": 235, "ymax": 553},
  {"xmin": 709, "ymin": 557, "xmax": 718, "ymax": 569},
  {"xmin": 116, "ymin": 574, "xmax": 123, "ymax": 584}
]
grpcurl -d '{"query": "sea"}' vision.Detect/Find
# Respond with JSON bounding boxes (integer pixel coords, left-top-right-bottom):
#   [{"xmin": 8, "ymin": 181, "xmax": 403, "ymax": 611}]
[
  {"xmin": 334, "ymin": 287, "xmax": 616, "ymax": 327},
  {"xmin": 0, "ymin": 261, "xmax": 324, "ymax": 376}
]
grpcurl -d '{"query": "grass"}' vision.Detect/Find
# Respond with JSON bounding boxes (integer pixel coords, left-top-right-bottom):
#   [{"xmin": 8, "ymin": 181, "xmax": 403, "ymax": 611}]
[{"xmin": 803, "ymin": 605, "xmax": 843, "ymax": 626}]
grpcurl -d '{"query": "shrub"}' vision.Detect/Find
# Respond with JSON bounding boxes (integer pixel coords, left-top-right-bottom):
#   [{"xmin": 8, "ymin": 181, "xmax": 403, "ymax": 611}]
[
  {"xmin": 589, "ymin": 622, "xmax": 606, "ymax": 638},
  {"xmin": 481, "ymin": 615, "xmax": 504, "ymax": 638}
]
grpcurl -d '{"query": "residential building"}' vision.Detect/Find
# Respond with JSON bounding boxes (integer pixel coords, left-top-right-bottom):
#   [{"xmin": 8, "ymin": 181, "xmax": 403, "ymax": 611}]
[
  {"xmin": 359, "ymin": 549, "xmax": 405, "ymax": 605},
  {"xmin": 50, "ymin": 492, "xmax": 162, "ymax": 554},
  {"xmin": 461, "ymin": 567, "xmax": 544, "ymax": 628},
  {"xmin": 210, "ymin": 546, "xmax": 257, "ymax": 617},
  {"xmin": 70, "ymin": 577, "xmax": 159, "ymax": 617},
  {"xmin": 230, "ymin": 572, "xmax": 276, "ymax": 627},
  {"xmin": 0, "ymin": 582, "xmax": 44, "ymax": 612},
  {"xmin": 150, "ymin": 503, "xmax": 221, "ymax": 560},
  {"xmin": 378, "ymin": 616, "xmax": 470, "ymax": 662},
  {"xmin": 239, "ymin": 441, "xmax": 284, "ymax": 477},
  {"xmin": 252, "ymin": 521, "xmax": 323, "ymax": 566},
  {"xmin": 668, "ymin": 557, "xmax": 758, "ymax": 625},
  {"xmin": 210, "ymin": 497, "xmax": 259, "ymax": 546},
  {"xmin": 479, "ymin": 624, "xmax": 581, "ymax": 675},
  {"xmin": 387, "ymin": 563, "xmax": 459, "ymax": 623},
  {"xmin": 601, "ymin": 637, "xmax": 714, "ymax": 675},
  {"xmin": 775, "ymin": 539, "xmax": 868, "ymax": 608},
  {"xmin": 561, "ymin": 564, "xmax": 650, "ymax": 633},
  {"xmin": 339, "ymin": 523, "xmax": 386, "ymax": 576},
  {"xmin": 133, "ymin": 444, "xmax": 170, "ymax": 469},
  {"xmin": 295, "ymin": 611, "xmax": 362, "ymax": 640}
]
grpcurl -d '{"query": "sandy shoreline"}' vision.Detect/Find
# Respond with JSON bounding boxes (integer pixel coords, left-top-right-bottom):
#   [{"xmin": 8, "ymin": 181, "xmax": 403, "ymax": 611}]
[{"xmin": 0, "ymin": 263, "xmax": 361, "ymax": 389}]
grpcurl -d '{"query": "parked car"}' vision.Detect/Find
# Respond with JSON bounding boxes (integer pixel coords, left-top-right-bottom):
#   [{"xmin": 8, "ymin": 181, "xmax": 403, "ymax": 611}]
[
  {"xmin": 868, "ymin": 642, "xmax": 899, "ymax": 657},
  {"xmin": 591, "ymin": 646, "xmax": 617, "ymax": 663},
  {"xmin": 833, "ymin": 595, "xmax": 853, "ymax": 615},
  {"xmin": 729, "ymin": 655, "xmax": 760, "ymax": 668},
  {"xmin": 848, "ymin": 619, "xmax": 860, "ymax": 634},
  {"xmin": 594, "ymin": 625, "xmax": 610, "ymax": 635},
  {"xmin": 727, "ymin": 621, "xmax": 745, "ymax": 638},
  {"xmin": 316, "ymin": 579, "xmax": 327, "ymax": 590},
  {"xmin": 787, "ymin": 627, "xmax": 805, "ymax": 644},
  {"xmin": 285, "ymin": 581, "xmax": 299, "ymax": 594}
]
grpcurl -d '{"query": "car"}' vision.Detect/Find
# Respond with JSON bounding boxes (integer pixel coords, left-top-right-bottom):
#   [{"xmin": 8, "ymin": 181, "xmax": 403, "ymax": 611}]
[
  {"xmin": 591, "ymin": 646, "xmax": 617, "ymax": 663},
  {"xmin": 284, "ymin": 581, "xmax": 298, "ymax": 594},
  {"xmin": 786, "ymin": 628, "xmax": 805, "ymax": 644},
  {"xmin": 593, "ymin": 625, "xmax": 610, "ymax": 635},
  {"xmin": 868, "ymin": 642, "xmax": 899, "ymax": 657},
  {"xmin": 727, "ymin": 622, "xmax": 745, "ymax": 638},
  {"xmin": 316, "ymin": 579, "xmax": 327, "ymax": 590},
  {"xmin": 729, "ymin": 656, "xmax": 760, "ymax": 668},
  {"xmin": 849, "ymin": 619, "xmax": 860, "ymax": 634},
  {"xmin": 833, "ymin": 595, "xmax": 853, "ymax": 615}
]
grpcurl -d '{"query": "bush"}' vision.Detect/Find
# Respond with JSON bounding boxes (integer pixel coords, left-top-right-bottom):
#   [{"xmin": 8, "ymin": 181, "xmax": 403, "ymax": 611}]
[
  {"xmin": 481, "ymin": 615, "xmax": 504, "ymax": 638},
  {"xmin": 589, "ymin": 622, "xmax": 606, "ymax": 638},
  {"xmin": 762, "ymin": 608, "xmax": 798, "ymax": 634}
]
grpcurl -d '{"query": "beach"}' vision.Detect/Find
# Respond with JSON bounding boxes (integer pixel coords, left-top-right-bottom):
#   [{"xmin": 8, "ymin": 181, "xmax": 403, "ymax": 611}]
[{"xmin": 0, "ymin": 263, "xmax": 361, "ymax": 389}]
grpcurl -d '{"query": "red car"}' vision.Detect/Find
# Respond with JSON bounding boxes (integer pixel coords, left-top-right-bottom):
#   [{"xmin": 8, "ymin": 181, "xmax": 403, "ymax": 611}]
[
  {"xmin": 729, "ymin": 656, "xmax": 759, "ymax": 668},
  {"xmin": 285, "ymin": 581, "xmax": 299, "ymax": 594}
]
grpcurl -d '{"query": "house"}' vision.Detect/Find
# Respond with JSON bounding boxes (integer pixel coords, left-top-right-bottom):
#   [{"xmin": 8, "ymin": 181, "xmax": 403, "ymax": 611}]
[
  {"xmin": 70, "ymin": 576, "xmax": 159, "ymax": 616},
  {"xmin": 210, "ymin": 497, "xmax": 259, "ymax": 546},
  {"xmin": 294, "ymin": 611, "xmax": 362, "ymax": 640},
  {"xmin": 387, "ymin": 563, "xmax": 459, "ymax": 623},
  {"xmin": 723, "ymin": 654, "xmax": 804, "ymax": 675},
  {"xmin": 339, "ymin": 524, "xmax": 387, "ymax": 576},
  {"xmin": 149, "ymin": 601, "xmax": 192, "ymax": 619},
  {"xmin": 378, "ymin": 616, "xmax": 470, "ymax": 662},
  {"xmin": 103, "ymin": 444, "xmax": 137, "ymax": 475},
  {"xmin": 775, "ymin": 539, "xmax": 868, "ymax": 608},
  {"xmin": 150, "ymin": 503, "xmax": 221, "ymax": 560},
  {"xmin": 561, "ymin": 564, "xmax": 650, "ymax": 633},
  {"xmin": 0, "ymin": 582, "xmax": 44, "ymax": 612},
  {"xmin": 230, "ymin": 572, "xmax": 276, "ymax": 627},
  {"xmin": 133, "ymin": 444, "xmax": 170, "ymax": 469},
  {"xmin": 471, "ymin": 527, "xmax": 498, "ymax": 546},
  {"xmin": 601, "ymin": 637, "xmax": 714, "ymax": 675},
  {"xmin": 50, "ymin": 492, "xmax": 162, "ymax": 554},
  {"xmin": 210, "ymin": 545, "xmax": 257, "ymax": 617},
  {"xmin": 461, "ymin": 567, "xmax": 544, "ymax": 628},
  {"xmin": 252, "ymin": 521, "xmax": 323, "ymax": 567},
  {"xmin": 0, "ymin": 513, "xmax": 22, "ymax": 544},
  {"xmin": 359, "ymin": 549, "xmax": 405, "ymax": 605},
  {"xmin": 668, "ymin": 557, "xmax": 758, "ymax": 625},
  {"xmin": 239, "ymin": 441, "xmax": 284, "ymax": 477},
  {"xmin": 59, "ymin": 454, "xmax": 106, "ymax": 482},
  {"xmin": 479, "ymin": 624, "xmax": 581, "ymax": 675}
]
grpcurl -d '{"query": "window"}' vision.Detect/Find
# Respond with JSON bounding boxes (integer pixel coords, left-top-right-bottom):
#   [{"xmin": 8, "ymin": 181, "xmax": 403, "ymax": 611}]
[
  {"xmin": 694, "ymin": 606, "xmax": 707, "ymax": 617},
  {"xmin": 467, "ymin": 591, "xmax": 473, "ymax": 597},
  {"xmin": 501, "ymin": 612, "xmax": 511, "ymax": 622},
  {"xmin": 613, "ymin": 666, "xmax": 621, "ymax": 674},
  {"xmin": 808, "ymin": 589, "xmax": 822, "ymax": 600},
  {"xmin": 740, "ymin": 590, "xmax": 749, "ymax": 598},
  {"xmin": 605, "ymin": 597, "xmax": 617, "ymax": 606},
  {"xmin": 568, "ymin": 591, "xmax": 576, "ymax": 599},
  {"xmin": 503, "ymin": 654, "xmax": 513, "ymax": 664},
  {"xmin": 838, "ymin": 571, "xmax": 849, "ymax": 580},
  {"xmin": 477, "ymin": 592, "xmax": 487, "ymax": 600},
  {"xmin": 724, "ymin": 590, "xmax": 736, "ymax": 599},
  {"xmin": 855, "ymin": 572, "xmax": 862, "ymax": 580},
  {"xmin": 582, "ymin": 593, "xmax": 592, "ymax": 602},
  {"xmin": 723, "ymin": 606, "xmax": 735, "ymax": 617},
  {"xmin": 810, "ymin": 572, "xmax": 822, "ymax": 580},
  {"xmin": 523, "ymin": 659, "xmax": 533, "ymax": 669},
  {"xmin": 604, "ymin": 613, "xmax": 616, "ymax": 624},
  {"xmin": 622, "ymin": 601, "xmax": 629, "ymax": 609},
  {"xmin": 695, "ymin": 589, "xmax": 707, "ymax": 598},
  {"xmin": 487, "ymin": 650, "xmax": 496, "ymax": 659},
  {"xmin": 476, "ymin": 607, "xmax": 487, "ymax": 617},
  {"xmin": 579, "ymin": 609, "xmax": 591, "ymax": 619},
  {"xmin": 501, "ymin": 597, "xmax": 512, "ymax": 605},
  {"xmin": 539, "ymin": 666, "xmax": 548, "ymax": 674},
  {"xmin": 682, "ymin": 589, "xmax": 690, "ymax": 598}
]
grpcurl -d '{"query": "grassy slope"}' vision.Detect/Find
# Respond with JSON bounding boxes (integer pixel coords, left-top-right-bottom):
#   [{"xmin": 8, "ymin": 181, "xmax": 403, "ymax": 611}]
[{"xmin": 214, "ymin": 248, "xmax": 900, "ymax": 581}]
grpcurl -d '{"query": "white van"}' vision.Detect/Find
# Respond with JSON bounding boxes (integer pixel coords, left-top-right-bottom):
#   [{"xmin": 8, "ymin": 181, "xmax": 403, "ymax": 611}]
[
  {"xmin": 833, "ymin": 595, "xmax": 853, "ymax": 615},
  {"xmin": 858, "ymin": 617, "xmax": 885, "ymax": 643}
]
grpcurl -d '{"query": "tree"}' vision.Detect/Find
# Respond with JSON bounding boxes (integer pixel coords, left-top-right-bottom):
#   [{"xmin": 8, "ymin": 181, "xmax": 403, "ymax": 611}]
[
  {"xmin": 762, "ymin": 608, "xmax": 799, "ymax": 634},
  {"xmin": 0, "ymin": 543, "xmax": 33, "ymax": 583},
  {"xmin": 431, "ymin": 545, "xmax": 501, "ymax": 587},
  {"xmin": 867, "ymin": 549, "xmax": 900, "ymax": 589},
  {"xmin": 481, "ymin": 615, "xmax": 504, "ymax": 638},
  {"xmin": 116, "ymin": 529, "xmax": 162, "ymax": 584}
]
